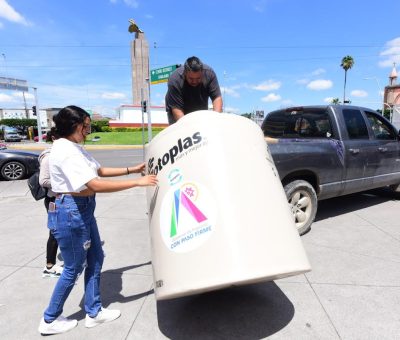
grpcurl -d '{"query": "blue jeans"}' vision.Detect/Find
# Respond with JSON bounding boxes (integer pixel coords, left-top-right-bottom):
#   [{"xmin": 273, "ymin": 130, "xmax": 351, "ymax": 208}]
[{"xmin": 44, "ymin": 195, "xmax": 104, "ymax": 321}]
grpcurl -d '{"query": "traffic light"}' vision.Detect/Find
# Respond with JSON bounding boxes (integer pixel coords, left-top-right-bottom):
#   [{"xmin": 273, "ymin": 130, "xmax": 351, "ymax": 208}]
[
  {"xmin": 32, "ymin": 106, "xmax": 37, "ymax": 116},
  {"xmin": 142, "ymin": 100, "xmax": 147, "ymax": 113}
]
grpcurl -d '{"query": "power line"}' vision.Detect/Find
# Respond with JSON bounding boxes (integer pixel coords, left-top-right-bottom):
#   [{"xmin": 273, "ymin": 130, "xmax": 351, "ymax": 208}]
[
  {"xmin": 0, "ymin": 43, "xmax": 390, "ymax": 49},
  {"xmin": 2, "ymin": 53, "xmax": 397, "ymax": 69}
]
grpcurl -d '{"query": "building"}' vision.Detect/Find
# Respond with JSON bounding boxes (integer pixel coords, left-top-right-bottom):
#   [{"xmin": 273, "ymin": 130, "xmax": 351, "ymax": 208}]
[
  {"xmin": 109, "ymin": 104, "xmax": 168, "ymax": 128},
  {"xmin": 383, "ymin": 63, "xmax": 400, "ymax": 128},
  {"xmin": 0, "ymin": 108, "xmax": 49, "ymax": 128}
]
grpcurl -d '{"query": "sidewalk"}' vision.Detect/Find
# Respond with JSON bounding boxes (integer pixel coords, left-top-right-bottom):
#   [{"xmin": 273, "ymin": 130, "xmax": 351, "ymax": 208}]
[{"xmin": 0, "ymin": 180, "xmax": 400, "ymax": 339}]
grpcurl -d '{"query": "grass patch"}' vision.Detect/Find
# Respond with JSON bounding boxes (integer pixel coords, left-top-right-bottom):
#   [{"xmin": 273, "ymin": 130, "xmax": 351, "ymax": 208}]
[{"xmin": 85, "ymin": 131, "xmax": 161, "ymax": 145}]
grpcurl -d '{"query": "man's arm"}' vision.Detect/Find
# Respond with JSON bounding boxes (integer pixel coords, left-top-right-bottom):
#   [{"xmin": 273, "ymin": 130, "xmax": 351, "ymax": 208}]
[
  {"xmin": 212, "ymin": 96, "xmax": 223, "ymax": 112},
  {"xmin": 171, "ymin": 107, "xmax": 185, "ymax": 121},
  {"xmin": 165, "ymin": 70, "xmax": 185, "ymax": 123}
]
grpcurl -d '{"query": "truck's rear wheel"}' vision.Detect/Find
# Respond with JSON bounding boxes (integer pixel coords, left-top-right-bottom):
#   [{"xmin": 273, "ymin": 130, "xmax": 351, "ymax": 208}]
[
  {"xmin": 388, "ymin": 184, "xmax": 400, "ymax": 198},
  {"xmin": 284, "ymin": 180, "xmax": 317, "ymax": 235}
]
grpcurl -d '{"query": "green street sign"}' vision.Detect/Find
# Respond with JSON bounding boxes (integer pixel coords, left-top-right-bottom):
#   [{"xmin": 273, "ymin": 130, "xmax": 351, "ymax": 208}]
[{"xmin": 150, "ymin": 64, "xmax": 179, "ymax": 84}]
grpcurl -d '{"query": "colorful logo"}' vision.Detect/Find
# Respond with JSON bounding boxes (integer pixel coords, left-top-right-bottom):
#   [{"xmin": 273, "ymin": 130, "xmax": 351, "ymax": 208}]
[
  {"xmin": 160, "ymin": 181, "xmax": 216, "ymax": 253},
  {"xmin": 168, "ymin": 169, "xmax": 182, "ymax": 186}
]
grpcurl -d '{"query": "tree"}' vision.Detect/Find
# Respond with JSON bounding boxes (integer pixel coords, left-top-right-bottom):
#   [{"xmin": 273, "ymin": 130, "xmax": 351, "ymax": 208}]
[
  {"xmin": 331, "ymin": 98, "xmax": 341, "ymax": 105},
  {"xmin": 340, "ymin": 55, "xmax": 355, "ymax": 103},
  {"xmin": 241, "ymin": 113, "xmax": 252, "ymax": 119}
]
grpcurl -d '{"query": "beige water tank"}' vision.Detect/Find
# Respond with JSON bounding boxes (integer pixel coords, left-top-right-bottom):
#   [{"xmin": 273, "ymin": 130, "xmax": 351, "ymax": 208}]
[{"xmin": 145, "ymin": 110, "xmax": 311, "ymax": 300}]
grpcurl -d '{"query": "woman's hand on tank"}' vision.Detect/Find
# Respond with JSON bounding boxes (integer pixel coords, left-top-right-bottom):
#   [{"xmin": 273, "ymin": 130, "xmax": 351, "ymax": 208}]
[
  {"xmin": 129, "ymin": 162, "xmax": 146, "ymax": 174},
  {"xmin": 136, "ymin": 175, "xmax": 158, "ymax": 187}
]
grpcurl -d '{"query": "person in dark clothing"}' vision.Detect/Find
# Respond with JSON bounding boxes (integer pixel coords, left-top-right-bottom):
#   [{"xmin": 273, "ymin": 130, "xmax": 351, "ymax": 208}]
[
  {"xmin": 165, "ymin": 56, "xmax": 222, "ymax": 124},
  {"xmin": 39, "ymin": 128, "xmax": 62, "ymax": 278}
]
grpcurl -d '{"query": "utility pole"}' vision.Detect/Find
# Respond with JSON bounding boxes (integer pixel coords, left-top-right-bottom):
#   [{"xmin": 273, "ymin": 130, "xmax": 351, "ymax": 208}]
[{"xmin": 22, "ymin": 91, "xmax": 28, "ymax": 117}]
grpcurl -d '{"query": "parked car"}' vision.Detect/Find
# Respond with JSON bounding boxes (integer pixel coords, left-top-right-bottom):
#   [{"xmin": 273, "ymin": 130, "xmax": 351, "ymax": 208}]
[
  {"xmin": 0, "ymin": 149, "xmax": 39, "ymax": 180},
  {"xmin": 4, "ymin": 131, "xmax": 22, "ymax": 142},
  {"xmin": 0, "ymin": 143, "xmax": 6, "ymax": 150},
  {"xmin": 262, "ymin": 105, "xmax": 400, "ymax": 235}
]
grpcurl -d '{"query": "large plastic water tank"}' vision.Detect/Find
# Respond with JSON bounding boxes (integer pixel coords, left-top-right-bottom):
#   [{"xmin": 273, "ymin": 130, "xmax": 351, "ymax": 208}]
[{"xmin": 145, "ymin": 110, "xmax": 311, "ymax": 300}]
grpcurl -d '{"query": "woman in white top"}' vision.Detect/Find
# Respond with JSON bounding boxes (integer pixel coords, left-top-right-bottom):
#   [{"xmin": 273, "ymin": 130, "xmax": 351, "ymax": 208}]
[{"xmin": 38, "ymin": 106, "xmax": 157, "ymax": 335}]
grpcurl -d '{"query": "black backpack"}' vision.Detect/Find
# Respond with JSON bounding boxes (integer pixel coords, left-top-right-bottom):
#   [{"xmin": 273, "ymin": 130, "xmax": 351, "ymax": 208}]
[{"xmin": 28, "ymin": 171, "xmax": 48, "ymax": 200}]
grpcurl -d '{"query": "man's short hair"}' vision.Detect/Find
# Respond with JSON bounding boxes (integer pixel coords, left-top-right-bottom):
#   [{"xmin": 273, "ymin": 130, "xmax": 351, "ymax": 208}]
[{"xmin": 184, "ymin": 56, "xmax": 203, "ymax": 73}]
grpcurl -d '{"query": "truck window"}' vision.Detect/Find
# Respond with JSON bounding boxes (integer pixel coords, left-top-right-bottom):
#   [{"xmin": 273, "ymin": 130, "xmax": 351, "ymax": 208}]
[
  {"xmin": 263, "ymin": 110, "xmax": 333, "ymax": 138},
  {"xmin": 343, "ymin": 109, "xmax": 369, "ymax": 139},
  {"xmin": 365, "ymin": 112, "xmax": 397, "ymax": 140}
]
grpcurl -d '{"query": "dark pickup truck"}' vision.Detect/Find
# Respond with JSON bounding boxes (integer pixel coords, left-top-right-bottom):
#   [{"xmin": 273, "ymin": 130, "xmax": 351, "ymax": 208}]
[{"xmin": 261, "ymin": 105, "xmax": 400, "ymax": 235}]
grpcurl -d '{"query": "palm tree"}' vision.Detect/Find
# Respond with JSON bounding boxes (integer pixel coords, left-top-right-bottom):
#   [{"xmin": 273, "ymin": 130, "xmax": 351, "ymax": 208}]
[
  {"xmin": 331, "ymin": 98, "xmax": 341, "ymax": 105},
  {"xmin": 340, "ymin": 56, "xmax": 355, "ymax": 103}
]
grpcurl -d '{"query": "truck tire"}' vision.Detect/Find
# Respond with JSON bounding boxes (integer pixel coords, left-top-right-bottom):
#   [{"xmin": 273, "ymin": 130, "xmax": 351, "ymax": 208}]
[
  {"xmin": 388, "ymin": 184, "xmax": 400, "ymax": 199},
  {"xmin": 284, "ymin": 180, "xmax": 317, "ymax": 236}
]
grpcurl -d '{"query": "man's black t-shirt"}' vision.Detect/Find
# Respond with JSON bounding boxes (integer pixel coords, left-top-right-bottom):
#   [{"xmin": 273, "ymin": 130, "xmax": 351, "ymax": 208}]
[{"xmin": 165, "ymin": 64, "xmax": 221, "ymax": 124}]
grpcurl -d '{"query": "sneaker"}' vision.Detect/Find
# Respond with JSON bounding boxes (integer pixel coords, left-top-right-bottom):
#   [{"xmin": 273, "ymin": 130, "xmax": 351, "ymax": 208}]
[
  {"xmin": 85, "ymin": 307, "xmax": 121, "ymax": 328},
  {"xmin": 38, "ymin": 316, "xmax": 78, "ymax": 335},
  {"xmin": 42, "ymin": 264, "xmax": 63, "ymax": 278}
]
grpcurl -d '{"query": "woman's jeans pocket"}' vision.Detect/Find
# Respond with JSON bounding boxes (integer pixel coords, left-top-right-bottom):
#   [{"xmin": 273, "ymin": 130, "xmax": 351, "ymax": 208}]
[{"xmin": 47, "ymin": 210, "xmax": 57, "ymax": 232}]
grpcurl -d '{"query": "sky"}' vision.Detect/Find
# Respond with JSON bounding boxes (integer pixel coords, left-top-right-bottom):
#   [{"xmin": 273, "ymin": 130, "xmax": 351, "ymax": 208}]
[{"xmin": 0, "ymin": 0, "xmax": 400, "ymax": 118}]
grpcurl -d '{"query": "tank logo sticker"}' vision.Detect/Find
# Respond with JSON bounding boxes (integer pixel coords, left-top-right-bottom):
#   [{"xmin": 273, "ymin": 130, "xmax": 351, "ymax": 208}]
[
  {"xmin": 160, "ymin": 181, "xmax": 216, "ymax": 253},
  {"xmin": 168, "ymin": 168, "xmax": 182, "ymax": 186},
  {"xmin": 148, "ymin": 132, "xmax": 203, "ymax": 175}
]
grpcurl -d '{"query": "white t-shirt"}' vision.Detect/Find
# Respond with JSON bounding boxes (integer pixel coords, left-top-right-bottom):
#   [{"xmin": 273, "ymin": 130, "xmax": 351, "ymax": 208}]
[{"xmin": 49, "ymin": 138, "xmax": 100, "ymax": 193}]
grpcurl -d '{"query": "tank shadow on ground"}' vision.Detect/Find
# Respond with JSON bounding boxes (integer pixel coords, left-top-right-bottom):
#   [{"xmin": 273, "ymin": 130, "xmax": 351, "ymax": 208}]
[
  {"xmin": 315, "ymin": 190, "xmax": 396, "ymax": 222},
  {"xmin": 157, "ymin": 281, "xmax": 294, "ymax": 340}
]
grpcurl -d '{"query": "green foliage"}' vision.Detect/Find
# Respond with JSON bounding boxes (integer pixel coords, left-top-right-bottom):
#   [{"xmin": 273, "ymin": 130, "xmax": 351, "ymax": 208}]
[
  {"xmin": 114, "ymin": 127, "xmax": 129, "ymax": 132},
  {"xmin": 241, "ymin": 113, "xmax": 252, "ymax": 119},
  {"xmin": 101, "ymin": 126, "xmax": 112, "ymax": 132},
  {"xmin": 84, "ymin": 131, "xmax": 162, "ymax": 145},
  {"xmin": 383, "ymin": 109, "xmax": 391, "ymax": 120},
  {"xmin": 95, "ymin": 125, "xmax": 166, "ymax": 133},
  {"xmin": 331, "ymin": 98, "xmax": 341, "ymax": 105},
  {"xmin": 91, "ymin": 120, "xmax": 109, "ymax": 132},
  {"xmin": 340, "ymin": 55, "xmax": 355, "ymax": 71}
]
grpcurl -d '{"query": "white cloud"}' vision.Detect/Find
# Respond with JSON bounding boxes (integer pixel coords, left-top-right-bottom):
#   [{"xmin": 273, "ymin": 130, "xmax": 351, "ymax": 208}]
[
  {"xmin": 12, "ymin": 92, "xmax": 34, "ymax": 100},
  {"xmin": 261, "ymin": 93, "xmax": 281, "ymax": 102},
  {"xmin": 379, "ymin": 37, "xmax": 400, "ymax": 67},
  {"xmin": 0, "ymin": 0, "xmax": 29, "ymax": 25},
  {"xmin": 145, "ymin": 14, "xmax": 154, "ymax": 19},
  {"xmin": 253, "ymin": 0, "xmax": 267, "ymax": 12},
  {"xmin": 351, "ymin": 90, "xmax": 368, "ymax": 98},
  {"xmin": 224, "ymin": 106, "xmax": 240, "ymax": 114},
  {"xmin": 109, "ymin": 0, "xmax": 138, "ymax": 7},
  {"xmin": 252, "ymin": 80, "xmax": 281, "ymax": 91},
  {"xmin": 0, "ymin": 92, "xmax": 15, "ymax": 103},
  {"xmin": 307, "ymin": 79, "xmax": 333, "ymax": 91},
  {"xmin": 221, "ymin": 86, "xmax": 240, "ymax": 98},
  {"xmin": 281, "ymin": 99, "xmax": 293, "ymax": 106},
  {"xmin": 297, "ymin": 78, "xmax": 309, "ymax": 85},
  {"xmin": 124, "ymin": 0, "xmax": 139, "ymax": 8},
  {"xmin": 311, "ymin": 68, "xmax": 326, "ymax": 76},
  {"xmin": 101, "ymin": 92, "xmax": 126, "ymax": 100},
  {"xmin": 324, "ymin": 97, "xmax": 335, "ymax": 103}
]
